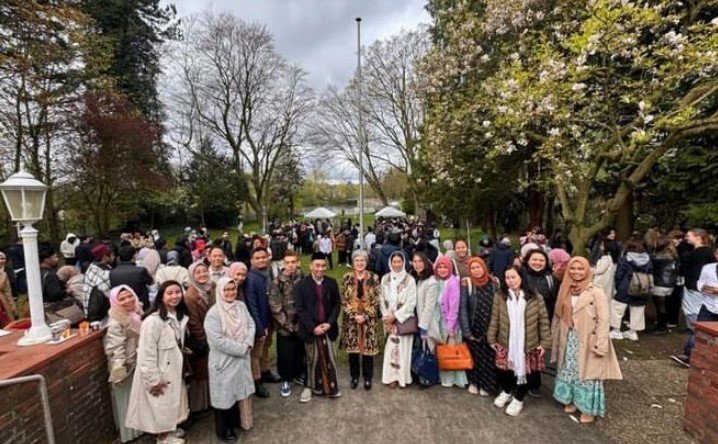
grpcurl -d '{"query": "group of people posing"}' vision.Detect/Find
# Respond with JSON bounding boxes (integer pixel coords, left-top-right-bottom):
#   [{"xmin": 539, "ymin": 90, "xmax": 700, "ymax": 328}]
[{"xmin": 88, "ymin": 224, "xmax": 633, "ymax": 444}]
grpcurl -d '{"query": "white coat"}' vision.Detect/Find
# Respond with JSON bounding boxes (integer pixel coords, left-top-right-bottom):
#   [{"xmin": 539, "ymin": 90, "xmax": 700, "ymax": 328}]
[
  {"xmin": 125, "ymin": 312, "xmax": 189, "ymax": 434},
  {"xmin": 204, "ymin": 302, "xmax": 256, "ymax": 409}
]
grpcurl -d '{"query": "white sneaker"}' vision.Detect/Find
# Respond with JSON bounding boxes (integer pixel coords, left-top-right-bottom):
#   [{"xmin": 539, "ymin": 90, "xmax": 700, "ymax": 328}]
[
  {"xmin": 505, "ymin": 399, "xmax": 524, "ymax": 417},
  {"xmin": 169, "ymin": 428, "xmax": 185, "ymax": 438},
  {"xmin": 299, "ymin": 387, "xmax": 312, "ymax": 403},
  {"xmin": 494, "ymin": 391, "xmax": 513, "ymax": 408},
  {"xmin": 623, "ymin": 330, "xmax": 639, "ymax": 341},
  {"xmin": 609, "ymin": 329, "xmax": 624, "ymax": 340},
  {"xmin": 468, "ymin": 384, "xmax": 479, "ymax": 395},
  {"xmin": 479, "ymin": 388, "xmax": 490, "ymax": 397}
]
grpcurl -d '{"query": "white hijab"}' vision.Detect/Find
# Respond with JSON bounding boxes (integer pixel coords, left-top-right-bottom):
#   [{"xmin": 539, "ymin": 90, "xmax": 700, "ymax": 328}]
[
  {"xmin": 507, "ymin": 289, "xmax": 527, "ymax": 384},
  {"xmin": 387, "ymin": 252, "xmax": 407, "ymax": 309}
]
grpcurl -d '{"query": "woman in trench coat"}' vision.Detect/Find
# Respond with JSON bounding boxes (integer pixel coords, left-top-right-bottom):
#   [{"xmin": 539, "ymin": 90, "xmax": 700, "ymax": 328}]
[
  {"xmin": 552, "ymin": 256, "xmax": 622, "ymax": 424},
  {"xmin": 125, "ymin": 281, "xmax": 190, "ymax": 444},
  {"xmin": 205, "ymin": 277, "xmax": 255, "ymax": 443}
]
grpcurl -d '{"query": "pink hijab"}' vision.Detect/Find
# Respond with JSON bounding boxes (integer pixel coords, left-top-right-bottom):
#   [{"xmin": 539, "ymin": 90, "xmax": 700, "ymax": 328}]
[
  {"xmin": 225, "ymin": 261, "xmax": 248, "ymax": 279},
  {"xmin": 109, "ymin": 285, "xmax": 143, "ymax": 333}
]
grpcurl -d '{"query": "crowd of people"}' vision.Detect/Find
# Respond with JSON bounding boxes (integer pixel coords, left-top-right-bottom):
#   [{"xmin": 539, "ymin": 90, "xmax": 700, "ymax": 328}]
[{"xmin": 0, "ymin": 220, "xmax": 716, "ymax": 443}]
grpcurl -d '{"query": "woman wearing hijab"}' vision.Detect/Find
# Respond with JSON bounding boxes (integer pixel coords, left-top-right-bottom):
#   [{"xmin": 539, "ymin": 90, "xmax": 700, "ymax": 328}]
[
  {"xmin": 552, "ymin": 257, "xmax": 622, "ymax": 424},
  {"xmin": 460, "ymin": 257, "xmax": 498, "ymax": 396},
  {"xmin": 104, "ymin": 285, "xmax": 144, "ymax": 442},
  {"xmin": 184, "ymin": 261, "xmax": 214, "ymax": 414},
  {"xmin": 340, "ymin": 250, "xmax": 381, "ymax": 390},
  {"xmin": 226, "ymin": 262, "xmax": 248, "ymax": 302},
  {"xmin": 548, "ymin": 248, "xmax": 571, "ymax": 282},
  {"xmin": 380, "ymin": 251, "xmax": 417, "ymax": 388},
  {"xmin": 488, "ymin": 266, "xmax": 551, "ymax": 417},
  {"xmin": 204, "ymin": 277, "xmax": 255, "ymax": 443},
  {"xmin": 0, "ymin": 251, "xmax": 16, "ymax": 327},
  {"xmin": 434, "ymin": 256, "xmax": 469, "ymax": 388}
]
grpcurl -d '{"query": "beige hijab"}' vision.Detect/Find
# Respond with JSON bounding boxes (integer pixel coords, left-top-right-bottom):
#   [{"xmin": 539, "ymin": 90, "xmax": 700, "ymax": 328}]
[{"xmin": 215, "ymin": 277, "xmax": 246, "ymax": 342}]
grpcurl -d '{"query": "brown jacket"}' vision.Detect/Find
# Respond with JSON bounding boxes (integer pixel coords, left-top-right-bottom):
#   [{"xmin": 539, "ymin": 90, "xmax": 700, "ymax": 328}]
[
  {"xmin": 487, "ymin": 292, "xmax": 552, "ymax": 352},
  {"xmin": 550, "ymin": 284, "xmax": 623, "ymax": 381},
  {"xmin": 0, "ymin": 272, "xmax": 15, "ymax": 325},
  {"xmin": 184, "ymin": 285, "xmax": 209, "ymax": 380}
]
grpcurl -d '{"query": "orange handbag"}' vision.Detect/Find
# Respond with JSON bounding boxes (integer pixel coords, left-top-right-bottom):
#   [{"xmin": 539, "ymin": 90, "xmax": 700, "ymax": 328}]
[{"xmin": 436, "ymin": 341, "xmax": 474, "ymax": 371}]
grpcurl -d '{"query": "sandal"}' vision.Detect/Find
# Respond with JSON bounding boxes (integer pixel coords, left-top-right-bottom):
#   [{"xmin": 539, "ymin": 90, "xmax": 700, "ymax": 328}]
[
  {"xmin": 580, "ymin": 414, "xmax": 595, "ymax": 424},
  {"xmin": 564, "ymin": 404, "xmax": 577, "ymax": 414}
]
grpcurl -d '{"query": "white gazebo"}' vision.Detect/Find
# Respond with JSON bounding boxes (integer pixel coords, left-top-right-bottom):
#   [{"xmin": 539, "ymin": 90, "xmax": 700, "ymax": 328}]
[
  {"xmin": 374, "ymin": 206, "xmax": 406, "ymax": 218},
  {"xmin": 304, "ymin": 207, "xmax": 337, "ymax": 219}
]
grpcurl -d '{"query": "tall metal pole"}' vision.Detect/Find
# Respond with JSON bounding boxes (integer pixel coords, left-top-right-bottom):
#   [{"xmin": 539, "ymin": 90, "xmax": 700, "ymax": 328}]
[{"xmin": 356, "ymin": 17, "xmax": 365, "ymax": 251}]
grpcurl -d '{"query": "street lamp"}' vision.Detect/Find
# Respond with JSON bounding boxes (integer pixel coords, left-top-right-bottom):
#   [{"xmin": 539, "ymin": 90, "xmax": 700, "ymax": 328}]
[
  {"xmin": 0, "ymin": 170, "xmax": 52, "ymax": 346},
  {"xmin": 356, "ymin": 17, "xmax": 365, "ymax": 250}
]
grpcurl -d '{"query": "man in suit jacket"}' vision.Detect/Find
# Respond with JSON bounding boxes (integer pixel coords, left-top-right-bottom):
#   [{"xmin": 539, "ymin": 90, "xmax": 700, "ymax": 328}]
[{"xmin": 295, "ymin": 252, "xmax": 341, "ymax": 403}]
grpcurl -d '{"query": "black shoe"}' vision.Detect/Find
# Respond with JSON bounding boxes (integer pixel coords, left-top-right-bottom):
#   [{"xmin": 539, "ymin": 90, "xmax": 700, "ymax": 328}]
[
  {"xmin": 364, "ymin": 380, "xmax": 372, "ymax": 391},
  {"xmin": 219, "ymin": 429, "xmax": 238, "ymax": 443},
  {"xmin": 261, "ymin": 370, "xmax": 282, "ymax": 383},
  {"xmin": 527, "ymin": 388, "xmax": 541, "ymax": 398},
  {"xmin": 350, "ymin": 378, "xmax": 359, "ymax": 389},
  {"xmin": 255, "ymin": 381, "xmax": 270, "ymax": 398}
]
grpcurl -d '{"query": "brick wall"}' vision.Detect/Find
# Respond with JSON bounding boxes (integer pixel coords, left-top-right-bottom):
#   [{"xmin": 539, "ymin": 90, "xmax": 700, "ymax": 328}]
[
  {"xmin": 0, "ymin": 335, "xmax": 115, "ymax": 444},
  {"xmin": 684, "ymin": 322, "xmax": 718, "ymax": 444}
]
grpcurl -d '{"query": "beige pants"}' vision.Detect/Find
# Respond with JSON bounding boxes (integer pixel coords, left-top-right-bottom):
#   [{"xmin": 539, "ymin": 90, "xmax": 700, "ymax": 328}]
[
  {"xmin": 610, "ymin": 300, "xmax": 645, "ymax": 331},
  {"xmin": 250, "ymin": 326, "xmax": 274, "ymax": 380}
]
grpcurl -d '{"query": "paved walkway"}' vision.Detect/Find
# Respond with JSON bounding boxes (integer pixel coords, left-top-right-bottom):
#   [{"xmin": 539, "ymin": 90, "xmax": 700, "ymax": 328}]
[
  {"xmin": 171, "ymin": 368, "xmax": 612, "ymax": 444},
  {"xmin": 132, "ymin": 331, "xmax": 697, "ymax": 444}
]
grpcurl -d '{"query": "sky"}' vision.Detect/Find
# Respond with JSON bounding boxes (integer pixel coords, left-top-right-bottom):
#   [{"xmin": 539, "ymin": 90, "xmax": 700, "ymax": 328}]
[{"xmin": 170, "ymin": 0, "xmax": 430, "ymax": 91}]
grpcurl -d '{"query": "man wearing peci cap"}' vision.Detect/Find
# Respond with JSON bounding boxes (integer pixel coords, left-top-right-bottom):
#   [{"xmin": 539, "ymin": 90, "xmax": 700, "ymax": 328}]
[
  {"xmin": 295, "ymin": 252, "xmax": 342, "ymax": 403},
  {"xmin": 80, "ymin": 243, "xmax": 114, "ymax": 316}
]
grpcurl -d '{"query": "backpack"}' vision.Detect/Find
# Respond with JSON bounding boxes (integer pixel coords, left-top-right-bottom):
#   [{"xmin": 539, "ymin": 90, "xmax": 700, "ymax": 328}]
[
  {"xmin": 87, "ymin": 286, "xmax": 110, "ymax": 322},
  {"xmin": 628, "ymin": 270, "xmax": 654, "ymax": 297}
]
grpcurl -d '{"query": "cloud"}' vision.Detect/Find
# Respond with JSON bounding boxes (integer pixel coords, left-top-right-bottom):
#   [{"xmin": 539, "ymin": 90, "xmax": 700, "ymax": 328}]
[{"xmin": 170, "ymin": 0, "xmax": 429, "ymax": 91}]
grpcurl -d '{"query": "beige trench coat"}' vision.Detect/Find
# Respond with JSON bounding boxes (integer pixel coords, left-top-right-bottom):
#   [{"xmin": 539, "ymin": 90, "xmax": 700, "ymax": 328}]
[
  {"xmin": 551, "ymin": 284, "xmax": 622, "ymax": 381},
  {"xmin": 125, "ymin": 312, "xmax": 189, "ymax": 434}
]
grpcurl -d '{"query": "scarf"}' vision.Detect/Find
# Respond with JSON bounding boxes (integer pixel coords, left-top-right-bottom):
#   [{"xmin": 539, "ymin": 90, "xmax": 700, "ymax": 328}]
[
  {"xmin": 506, "ymin": 289, "xmax": 527, "ymax": 384},
  {"xmin": 555, "ymin": 256, "xmax": 592, "ymax": 329},
  {"xmin": 387, "ymin": 251, "xmax": 407, "ymax": 311},
  {"xmin": 215, "ymin": 277, "xmax": 247, "ymax": 342},
  {"xmin": 467, "ymin": 257, "xmax": 490, "ymax": 287},
  {"xmin": 226, "ymin": 261, "xmax": 248, "ymax": 279},
  {"xmin": 109, "ymin": 285, "xmax": 143, "ymax": 334},
  {"xmin": 188, "ymin": 261, "xmax": 213, "ymax": 305}
]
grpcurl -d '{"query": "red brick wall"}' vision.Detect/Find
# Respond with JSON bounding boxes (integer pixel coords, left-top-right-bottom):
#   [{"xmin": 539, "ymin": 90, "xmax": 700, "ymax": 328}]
[
  {"xmin": 684, "ymin": 322, "xmax": 718, "ymax": 444},
  {"xmin": 0, "ymin": 335, "xmax": 115, "ymax": 444}
]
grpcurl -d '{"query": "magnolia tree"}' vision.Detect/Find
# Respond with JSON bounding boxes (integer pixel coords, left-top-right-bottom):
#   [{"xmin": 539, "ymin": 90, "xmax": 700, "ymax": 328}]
[{"xmin": 422, "ymin": 0, "xmax": 718, "ymax": 252}]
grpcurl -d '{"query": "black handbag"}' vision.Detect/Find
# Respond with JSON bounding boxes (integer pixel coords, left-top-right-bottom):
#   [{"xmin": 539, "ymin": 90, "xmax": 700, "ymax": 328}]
[{"xmin": 87, "ymin": 286, "xmax": 110, "ymax": 322}]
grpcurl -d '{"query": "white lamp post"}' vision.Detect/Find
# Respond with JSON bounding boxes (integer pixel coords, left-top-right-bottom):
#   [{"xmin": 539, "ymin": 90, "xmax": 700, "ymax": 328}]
[{"xmin": 0, "ymin": 171, "xmax": 52, "ymax": 346}]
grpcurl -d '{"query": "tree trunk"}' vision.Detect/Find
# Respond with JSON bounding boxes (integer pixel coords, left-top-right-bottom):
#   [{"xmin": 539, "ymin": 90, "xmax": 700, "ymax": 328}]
[
  {"xmin": 527, "ymin": 188, "xmax": 545, "ymax": 229},
  {"xmin": 484, "ymin": 209, "xmax": 497, "ymax": 240},
  {"xmin": 615, "ymin": 192, "xmax": 634, "ymax": 242},
  {"xmin": 568, "ymin": 225, "xmax": 590, "ymax": 258}
]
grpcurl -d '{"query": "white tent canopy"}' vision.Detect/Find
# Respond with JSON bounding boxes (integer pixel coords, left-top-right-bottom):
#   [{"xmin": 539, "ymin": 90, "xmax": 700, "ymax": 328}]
[
  {"xmin": 304, "ymin": 207, "xmax": 337, "ymax": 218},
  {"xmin": 374, "ymin": 206, "xmax": 406, "ymax": 218}
]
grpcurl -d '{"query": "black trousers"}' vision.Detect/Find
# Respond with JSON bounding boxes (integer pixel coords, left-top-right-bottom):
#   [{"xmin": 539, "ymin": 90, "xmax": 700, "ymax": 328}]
[
  {"xmin": 653, "ymin": 295, "xmax": 669, "ymax": 329},
  {"xmin": 325, "ymin": 252, "xmax": 333, "ymax": 269},
  {"xmin": 497, "ymin": 369, "xmax": 529, "ymax": 402},
  {"xmin": 276, "ymin": 334, "xmax": 305, "ymax": 382},
  {"xmin": 527, "ymin": 370, "xmax": 541, "ymax": 390},
  {"xmin": 667, "ymin": 285, "xmax": 684, "ymax": 326},
  {"xmin": 214, "ymin": 402, "xmax": 239, "ymax": 437},
  {"xmin": 348, "ymin": 353, "xmax": 373, "ymax": 381}
]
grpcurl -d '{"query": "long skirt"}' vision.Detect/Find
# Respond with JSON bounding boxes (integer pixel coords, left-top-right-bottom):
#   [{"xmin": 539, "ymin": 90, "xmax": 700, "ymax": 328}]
[
  {"xmin": 466, "ymin": 338, "xmax": 499, "ymax": 395},
  {"xmin": 188, "ymin": 377, "xmax": 210, "ymax": 412},
  {"xmin": 111, "ymin": 370, "xmax": 143, "ymax": 443},
  {"xmin": 553, "ymin": 329, "xmax": 606, "ymax": 417},
  {"xmin": 305, "ymin": 335, "xmax": 340, "ymax": 396},
  {"xmin": 381, "ymin": 332, "xmax": 413, "ymax": 387}
]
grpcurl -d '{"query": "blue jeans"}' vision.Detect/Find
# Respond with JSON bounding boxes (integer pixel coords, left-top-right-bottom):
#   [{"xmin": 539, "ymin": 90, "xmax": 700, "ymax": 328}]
[{"xmin": 683, "ymin": 305, "xmax": 718, "ymax": 358}]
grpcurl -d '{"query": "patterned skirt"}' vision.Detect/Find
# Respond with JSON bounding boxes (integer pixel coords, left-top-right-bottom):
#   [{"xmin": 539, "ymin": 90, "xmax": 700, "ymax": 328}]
[{"xmin": 553, "ymin": 329, "xmax": 606, "ymax": 417}]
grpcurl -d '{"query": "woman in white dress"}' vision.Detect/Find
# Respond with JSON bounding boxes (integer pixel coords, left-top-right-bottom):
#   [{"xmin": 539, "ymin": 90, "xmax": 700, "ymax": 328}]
[{"xmin": 380, "ymin": 251, "xmax": 417, "ymax": 388}]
